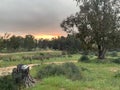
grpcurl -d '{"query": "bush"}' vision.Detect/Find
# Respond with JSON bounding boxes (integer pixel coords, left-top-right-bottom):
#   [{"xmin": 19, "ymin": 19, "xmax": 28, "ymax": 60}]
[
  {"xmin": 22, "ymin": 55, "xmax": 32, "ymax": 60},
  {"xmin": 114, "ymin": 71, "xmax": 120, "ymax": 78},
  {"xmin": 1, "ymin": 55, "xmax": 12, "ymax": 61},
  {"xmin": 38, "ymin": 64, "xmax": 63, "ymax": 79},
  {"xmin": 78, "ymin": 55, "xmax": 90, "ymax": 63},
  {"xmin": 62, "ymin": 51, "xmax": 67, "ymax": 56},
  {"xmin": 11, "ymin": 56, "xmax": 22, "ymax": 61},
  {"xmin": 38, "ymin": 63, "xmax": 82, "ymax": 81},
  {"xmin": 110, "ymin": 51, "xmax": 118, "ymax": 57},
  {"xmin": 0, "ymin": 76, "xmax": 19, "ymax": 90},
  {"xmin": 112, "ymin": 58, "xmax": 120, "ymax": 64},
  {"xmin": 61, "ymin": 63, "xmax": 82, "ymax": 80}
]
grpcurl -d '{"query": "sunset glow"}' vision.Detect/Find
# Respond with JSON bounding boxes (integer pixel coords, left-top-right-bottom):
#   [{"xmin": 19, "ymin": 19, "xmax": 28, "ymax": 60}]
[{"xmin": 35, "ymin": 34, "xmax": 59, "ymax": 40}]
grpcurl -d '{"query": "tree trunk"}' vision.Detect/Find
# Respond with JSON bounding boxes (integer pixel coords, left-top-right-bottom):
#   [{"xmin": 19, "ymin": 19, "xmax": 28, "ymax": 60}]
[
  {"xmin": 98, "ymin": 45, "xmax": 106, "ymax": 59},
  {"xmin": 12, "ymin": 64, "xmax": 35, "ymax": 89}
]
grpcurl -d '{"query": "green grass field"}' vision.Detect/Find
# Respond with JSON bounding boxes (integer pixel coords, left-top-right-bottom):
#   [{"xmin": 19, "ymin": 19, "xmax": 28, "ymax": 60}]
[
  {"xmin": 0, "ymin": 50, "xmax": 63, "ymax": 67},
  {"xmin": 0, "ymin": 51, "xmax": 120, "ymax": 90},
  {"xmin": 27, "ymin": 62, "xmax": 120, "ymax": 90},
  {"xmin": 25, "ymin": 51, "xmax": 120, "ymax": 90}
]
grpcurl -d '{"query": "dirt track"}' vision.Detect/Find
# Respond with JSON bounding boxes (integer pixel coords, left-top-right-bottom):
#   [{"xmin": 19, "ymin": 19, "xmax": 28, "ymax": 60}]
[{"xmin": 0, "ymin": 61, "xmax": 77, "ymax": 76}]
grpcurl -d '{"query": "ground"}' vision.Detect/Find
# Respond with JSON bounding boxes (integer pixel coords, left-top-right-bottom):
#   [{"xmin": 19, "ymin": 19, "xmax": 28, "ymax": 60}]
[
  {"xmin": 28, "ymin": 62, "xmax": 120, "ymax": 90},
  {"xmin": 0, "ymin": 50, "xmax": 120, "ymax": 90}
]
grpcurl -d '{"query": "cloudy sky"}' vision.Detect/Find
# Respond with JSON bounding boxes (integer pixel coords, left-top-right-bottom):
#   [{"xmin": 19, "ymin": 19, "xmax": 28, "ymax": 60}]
[{"xmin": 0, "ymin": 0, "xmax": 78, "ymax": 38}]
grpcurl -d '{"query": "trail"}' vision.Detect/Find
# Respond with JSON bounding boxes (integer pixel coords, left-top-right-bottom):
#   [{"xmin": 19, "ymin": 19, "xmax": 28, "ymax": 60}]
[
  {"xmin": 0, "ymin": 60, "xmax": 77, "ymax": 76},
  {"xmin": 0, "ymin": 50, "xmax": 60, "ymax": 56}
]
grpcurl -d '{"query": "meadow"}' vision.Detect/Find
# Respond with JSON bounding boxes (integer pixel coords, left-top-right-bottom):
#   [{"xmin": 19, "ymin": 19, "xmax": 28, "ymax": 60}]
[{"xmin": 0, "ymin": 50, "xmax": 120, "ymax": 90}]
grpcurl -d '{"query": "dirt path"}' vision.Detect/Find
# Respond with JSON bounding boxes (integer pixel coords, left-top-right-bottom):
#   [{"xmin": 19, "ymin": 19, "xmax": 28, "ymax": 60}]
[
  {"xmin": 0, "ymin": 50, "xmax": 59, "ymax": 56},
  {"xmin": 0, "ymin": 60, "xmax": 77, "ymax": 76}
]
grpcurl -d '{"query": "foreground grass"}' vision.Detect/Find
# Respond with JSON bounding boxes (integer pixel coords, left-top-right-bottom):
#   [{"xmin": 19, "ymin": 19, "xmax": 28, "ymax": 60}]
[
  {"xmin": 0, "ymin": 51, "xmax": 120, "ymax": 90},
  {"xmin": 26, "ymin": 62, "xmax": 120, "ymax": 90}
]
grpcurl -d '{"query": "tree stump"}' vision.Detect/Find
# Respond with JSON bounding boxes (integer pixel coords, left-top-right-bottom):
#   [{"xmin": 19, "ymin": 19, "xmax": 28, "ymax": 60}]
[{"xmin": 12, "ymin": 64, "xmax": 35, "ymax": 88}]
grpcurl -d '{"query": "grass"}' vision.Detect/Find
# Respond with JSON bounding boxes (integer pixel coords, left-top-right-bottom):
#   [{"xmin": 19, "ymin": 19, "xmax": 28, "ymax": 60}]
[
  {"xmin": 0, "ymin": 53, "xmax": 81, "ymax": 68},
  {"xmin": 0, "ymin": 50, "xmax": 63, "ymax": 67},
  {"xmin": 1, "ymin": 50, "xmax": 119, "ymax": 68},
  {"xmin": 27, "ymin": 62, "xmax": 120, "ymax": 90},
  {"xmin": 0, "ymin": 75, "xmax": 19, "ymax": 90},
  {"xmin": 0, "ymin": 51, "xmax": 120, "ymax": 90},
  {"xmin": 28, "ymin": 50, "xmax": 120, "ymax": 90},
  {"xmin": 0, "ymin": 54, "xmax": 80, "ymax": 67}
]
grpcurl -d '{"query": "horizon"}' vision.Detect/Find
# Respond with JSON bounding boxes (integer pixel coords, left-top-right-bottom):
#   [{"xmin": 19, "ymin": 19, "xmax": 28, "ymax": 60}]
[{"xmin": 0, "ymin": 33, "xmax": 65, "ymax": 40}]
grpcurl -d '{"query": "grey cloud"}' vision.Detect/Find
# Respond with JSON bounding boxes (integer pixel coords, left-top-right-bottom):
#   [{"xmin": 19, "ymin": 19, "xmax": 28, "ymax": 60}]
[{"xmin": 0, "ymin": 0, "xmax": 78, "ymax": 34}]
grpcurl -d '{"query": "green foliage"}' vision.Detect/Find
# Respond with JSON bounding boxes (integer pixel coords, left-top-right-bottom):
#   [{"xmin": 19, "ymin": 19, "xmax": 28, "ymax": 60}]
[
  {"xmin": 0, "ymin": 76, "xmax": 18, "ymax": 90},
  {"xmin": 0, "ymin": 50, "xmax": 64, "ymax": 67},
  {"xmin": 24, "ymin": 35, "xmax": 36, "ymax": 51},
  {"xmin": 110, "ymin": 51, "xmax": 118, "ymax": 57},
  {"xmin": 26, "ymin": 57, "xmax": 120, "ymax": 90},
  {"xmin": 38, "ymin": 63, "xmax": 82, "ymax": 81},
  {"xmin": 62, "ymin": 51, "xmax": 67, "ymax": 56},
  {"xmin": 114, "ymin": 71, "xmax": 120, "ymax": 78},
  {"xmin": 112, "ymin": 58, "xmax": 120, "ymax": 64},
  {"xmin": 61, "ymin": 0, "xmax": 120, "ymax": 59},
  {"xmin": 78, "ymin": 55, "xmax": 90, "ymax": 63},
  {"xmin": 0, "ymin": 55, "xmax": 22, "ymax": 61},
  {"xmin": 0, "ymin": 55, "xmax": 12, "ymax": 61},
  {"xmin": 61, "ymin": 63, "xmax": 82, "ymax": 80}
]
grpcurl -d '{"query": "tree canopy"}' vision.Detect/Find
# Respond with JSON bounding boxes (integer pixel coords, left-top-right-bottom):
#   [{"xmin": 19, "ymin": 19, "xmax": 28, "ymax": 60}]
[{"xmin": 61, "ymin": 0, "xmax": 120, "ymax": 59}]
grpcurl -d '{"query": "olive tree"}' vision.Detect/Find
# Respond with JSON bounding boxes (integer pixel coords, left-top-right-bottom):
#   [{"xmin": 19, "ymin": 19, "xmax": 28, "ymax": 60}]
[{"xmin": 61, "ymin": 0, "xmax": 120, "ymax": 59}]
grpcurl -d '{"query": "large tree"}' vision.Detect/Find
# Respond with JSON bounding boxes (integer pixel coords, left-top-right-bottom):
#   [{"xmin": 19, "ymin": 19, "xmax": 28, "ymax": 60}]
[{"xmin": 61, "ymin": 0, "xmax": 120, "ymax": 59}]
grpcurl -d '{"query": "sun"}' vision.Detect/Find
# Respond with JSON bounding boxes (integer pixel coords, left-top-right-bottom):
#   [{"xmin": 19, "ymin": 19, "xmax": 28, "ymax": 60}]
[{"xmin": 35, "ymin": 34, "xmax": 58, "ymax": 40}]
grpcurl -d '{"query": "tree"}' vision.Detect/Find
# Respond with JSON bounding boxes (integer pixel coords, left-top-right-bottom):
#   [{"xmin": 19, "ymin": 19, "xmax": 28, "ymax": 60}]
[
  {"xmin": 61, "ymin": 0, "xmax": 120, "ymax": 59},
  {"xmin": 12, "ymin": 64, "xmax": 35, "ymax": 88},
  {"xmin": 24, "ymin": 35, "xmax": 36, "ymax": 51},
  {"xmin": 2, "ymin": 33, "xmax": 11, "ymax": 51},
  {"xmin": 0, "ymin": 36, "xmax": 3, "ymax": 50},
  {"xmin": 50, "ymin": 35, "xmax": 81, "ymax": 54},
  {"xmin": 38, "ymin": 39, "xmax": 51, "ymax": 49},
  {"xmin": 9, "ymin": 35, "xmax": 24, "ymax": 51}
]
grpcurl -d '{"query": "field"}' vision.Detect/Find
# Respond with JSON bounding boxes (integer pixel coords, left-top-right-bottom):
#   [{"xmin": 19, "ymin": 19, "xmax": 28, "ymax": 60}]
[
  {"xmin": 0, "ymin": 50, "xmax": 120, "ymax": 90},
  {"xmin": 0, "ymin": 50, "xmax": 62, "ymax": 67},
  {"xmin": 28, "ymin": 63, "xmax": 120, "ymax": 90}
]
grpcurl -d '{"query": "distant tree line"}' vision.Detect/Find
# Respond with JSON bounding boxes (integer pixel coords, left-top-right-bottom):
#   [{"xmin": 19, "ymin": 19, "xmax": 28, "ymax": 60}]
[
  {"xmin": 0, "ymin": 33, "xmax": 81, "ymax": 53},
  {"xmin": 38, "ymin": 35, "xmax": 81, "ymax": 54}
]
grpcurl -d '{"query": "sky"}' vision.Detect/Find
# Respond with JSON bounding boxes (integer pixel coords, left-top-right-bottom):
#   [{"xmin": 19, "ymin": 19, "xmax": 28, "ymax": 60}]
[{"xmin": 0, "ymin": 0, "xmax": 78, "ymax": 39}]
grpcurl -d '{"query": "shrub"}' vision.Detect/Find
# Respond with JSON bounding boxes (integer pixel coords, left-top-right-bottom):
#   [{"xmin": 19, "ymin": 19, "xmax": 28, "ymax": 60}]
[
  {"xmin": 78, "ymin": 55, "xmax": 90, "ymax": 63},
  {"xmin": 39, "ymin": 53, "xmax": 44, "ymax": 56},
  {"xmin": 38, "ymin": 64, "xmax": 64, "ymax": 79},
  {"xmin": 61, "ymin": 63, "xmax": 82, "ymax": 80},
  {"xmin": 22, "ymin": 55, "xmax": 32, "ymax": 60},
  {"xmin": 114, "ymin": 71, "xmax": 120, "ymax": 78},
  {"xmin": 1, "ymin": 55, "xmax": 12, "ymax": 61},
  {"xmin": 62, "ymin": 51, "xmax": 67, "ymax": 56},
  {"xmin": 38, "ymin": 63, "xmax": 82, "ymax": 81},
  {"xmin": 112, "ymin": 58, "xmax": 120, "ymax": 64},
  {"xmin": 0, "ymin": 75, "xmax": 19, "ymax": 90},
  {"xmin": 68, "ymin": 54, "xmax": 72, "ymax": 57},
  {"xmin": 11, "ymin": 56, "xmax": 22, "ymax": 61},
  {"xmin": 110, "ymin": 51, "xmax": 118, "ymax": 57}
]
